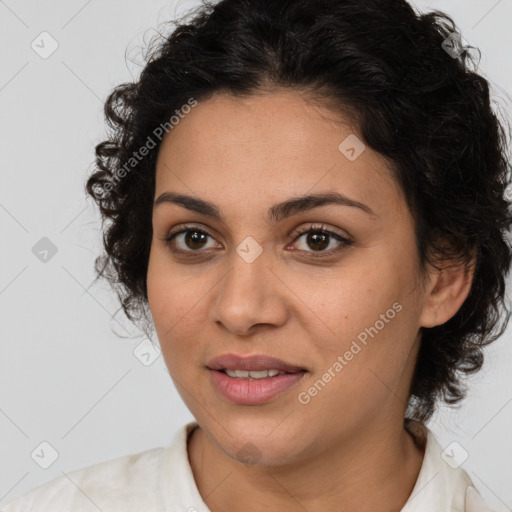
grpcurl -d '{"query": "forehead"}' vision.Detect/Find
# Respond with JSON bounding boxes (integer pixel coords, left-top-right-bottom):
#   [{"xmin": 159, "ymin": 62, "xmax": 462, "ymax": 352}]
[{"xmin": 154, "ymin": 90, "xmax": 404, "ymax": 221}]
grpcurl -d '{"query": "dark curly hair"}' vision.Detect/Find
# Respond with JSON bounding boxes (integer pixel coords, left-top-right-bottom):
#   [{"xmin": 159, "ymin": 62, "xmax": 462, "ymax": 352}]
[{"xmin": 85, "ymin": 0, "xmax": 512, "ymax": 422}]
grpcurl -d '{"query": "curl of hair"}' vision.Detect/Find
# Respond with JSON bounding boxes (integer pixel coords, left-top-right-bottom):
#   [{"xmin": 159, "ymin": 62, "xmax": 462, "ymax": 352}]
[{"xmin": 85, "ymin": 0, "xmax": 512, "ymax": 422}]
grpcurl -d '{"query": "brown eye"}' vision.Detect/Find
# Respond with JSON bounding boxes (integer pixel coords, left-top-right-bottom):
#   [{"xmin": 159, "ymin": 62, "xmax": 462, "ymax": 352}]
[
  {"xmin": 182, "ymin": 230, "xmax": 209, "ymax": 250},
  {"xmin": 290, "ymin": 225, "xmax": 353, "ymax": 258},
  {"xmin": 304, "ymin": 231, "xmax": 330, "ymax": 251},
  {"xmin": 161, "ymin": 225, "xmax": 220, "ymax": 254}
]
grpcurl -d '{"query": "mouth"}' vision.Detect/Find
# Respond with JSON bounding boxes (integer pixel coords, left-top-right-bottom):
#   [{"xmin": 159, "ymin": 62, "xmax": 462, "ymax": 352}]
[
  {"xmin": 206, "ymin": 353, "xmax": 308, "ymax": 405},
  {"xmin": 206, "ymin": 353, "xmax": 307, "ymax": 374},
  {"xmin": 216, "ymin": 368, "xmax": 306, "ymax": 380}
]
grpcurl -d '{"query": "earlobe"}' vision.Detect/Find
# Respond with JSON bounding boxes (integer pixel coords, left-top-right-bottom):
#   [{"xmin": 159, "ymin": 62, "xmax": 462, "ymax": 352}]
[{"xmin": 419, "ymin": 256, "xmax": 476, "ymax": 329}]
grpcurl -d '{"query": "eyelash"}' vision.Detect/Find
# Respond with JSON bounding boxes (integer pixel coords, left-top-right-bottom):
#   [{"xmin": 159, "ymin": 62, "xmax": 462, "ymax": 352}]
[{"xmin": 159, "ymin": 223, "xmax": 353, "ymax": 259}]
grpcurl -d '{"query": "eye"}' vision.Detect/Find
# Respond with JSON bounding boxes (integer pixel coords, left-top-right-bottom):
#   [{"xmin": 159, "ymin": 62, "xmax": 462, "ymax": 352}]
[
  {"xmin": 289, "ymin": 224, "xmax": 352, "ymax": 258},
  {"xmin": 159, "ymin": 224, "xmax": 220, "ymax": 254}
]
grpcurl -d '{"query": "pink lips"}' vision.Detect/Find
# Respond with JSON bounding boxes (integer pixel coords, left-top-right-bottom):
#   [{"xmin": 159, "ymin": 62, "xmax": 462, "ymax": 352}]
[{"xmin": 206, "ymin": 353, "xmax": 307, "ymax": 405}]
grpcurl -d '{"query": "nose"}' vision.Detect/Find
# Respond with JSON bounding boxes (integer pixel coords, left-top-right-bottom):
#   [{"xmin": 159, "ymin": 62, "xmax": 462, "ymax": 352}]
[{"xmin": 210, "ymin": 248, "xmax": 289, "ymax": 337}]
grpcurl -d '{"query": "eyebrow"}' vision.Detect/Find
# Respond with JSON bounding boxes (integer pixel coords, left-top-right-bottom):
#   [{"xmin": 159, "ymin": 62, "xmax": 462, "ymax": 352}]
[{"xmin": 153, "ymin": 191, "xmax": 377, "ymax": 223}]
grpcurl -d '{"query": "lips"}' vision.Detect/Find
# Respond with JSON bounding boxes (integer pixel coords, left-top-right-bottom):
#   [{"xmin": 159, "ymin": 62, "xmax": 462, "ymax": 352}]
[{"xmin": 206, "ymin": 353, "xmax": 307, "ymax": 373}]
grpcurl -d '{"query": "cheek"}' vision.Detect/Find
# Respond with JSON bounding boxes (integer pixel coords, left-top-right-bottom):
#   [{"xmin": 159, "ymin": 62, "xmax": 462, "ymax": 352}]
[
  {"xmin": 147, "ymin": 248, "xmax": 187, "ymax": 351},
  {"xmin": 297, "ymin": 308, "xmax": 417, "ymax": 429},
  {"xmin": 297, "ymin": 258, "xmax": 417, "ymax": 395},
  {"xmin": 146, "ymin": 248, "xmax": 212, "ymax": 371},
  {"xmin": 290, "ymin": 262, "xmax": 400, "ymax": 351},
  {"xmin": 147, "ymin": 243, "xmax": 193, "ymax": 323}
]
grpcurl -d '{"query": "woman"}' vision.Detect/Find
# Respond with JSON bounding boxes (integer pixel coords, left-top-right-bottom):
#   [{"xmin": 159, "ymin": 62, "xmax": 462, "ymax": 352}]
[{"xmin": 3, "ymin": 0, "xmax": 511, "ymax": 510}]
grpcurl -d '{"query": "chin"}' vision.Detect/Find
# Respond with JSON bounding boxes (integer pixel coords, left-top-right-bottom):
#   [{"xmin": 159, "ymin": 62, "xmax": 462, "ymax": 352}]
[{"xmin": 213, "ymin": 421, "xmax": 306, "ymax": 466}]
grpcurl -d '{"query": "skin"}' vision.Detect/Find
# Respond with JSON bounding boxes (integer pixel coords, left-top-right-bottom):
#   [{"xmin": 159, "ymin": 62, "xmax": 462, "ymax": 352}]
[{"xmin": 146, "ymin": 88, "xmax": 475, "ymax": 512}]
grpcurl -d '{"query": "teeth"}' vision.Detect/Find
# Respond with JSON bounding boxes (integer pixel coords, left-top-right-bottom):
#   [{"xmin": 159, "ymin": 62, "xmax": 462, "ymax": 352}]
[{"xmin": 224, "ymin": 369, "xmax": 286, "ymax": 379}]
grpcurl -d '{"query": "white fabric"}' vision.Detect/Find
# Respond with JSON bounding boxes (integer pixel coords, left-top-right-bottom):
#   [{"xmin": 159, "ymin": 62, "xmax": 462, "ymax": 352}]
[{"xmin": 1, "ymin": 420, "xmax": 494, "ymax": 511}]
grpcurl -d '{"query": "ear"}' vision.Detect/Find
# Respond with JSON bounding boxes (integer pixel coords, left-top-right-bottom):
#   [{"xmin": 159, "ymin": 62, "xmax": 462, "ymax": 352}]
[{"xmin": 419, "ymin": 252, "xmax": 477, "ymax": 328}]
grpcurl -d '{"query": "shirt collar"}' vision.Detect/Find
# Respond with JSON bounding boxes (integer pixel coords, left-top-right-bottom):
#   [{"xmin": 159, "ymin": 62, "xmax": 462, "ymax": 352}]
[{"xmin": 161, "ymin": 421, "xmax": 210, "ymax": 511}]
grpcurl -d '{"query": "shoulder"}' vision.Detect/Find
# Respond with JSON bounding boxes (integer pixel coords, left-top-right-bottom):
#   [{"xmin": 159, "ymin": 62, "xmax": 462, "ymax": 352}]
[
  {"xmin": 0, "ymin": 444, "xmax": 166, "ymax": 512},
  {"xmin": 402, "ymin": 420, "xmax": 496, "ymax": 512},
  {"xmin": 465, "ymin": 485, "xmax": 496, "ymax": 512}
]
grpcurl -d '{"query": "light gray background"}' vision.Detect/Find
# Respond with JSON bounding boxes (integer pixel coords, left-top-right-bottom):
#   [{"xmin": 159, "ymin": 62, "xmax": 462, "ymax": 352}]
[{"xmin": 1, "ymin": 0, "xmax": 511, "ymax": 509}]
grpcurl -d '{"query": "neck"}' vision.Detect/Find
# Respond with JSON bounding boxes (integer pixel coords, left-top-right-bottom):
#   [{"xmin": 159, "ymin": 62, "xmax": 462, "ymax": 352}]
[{"xmin": 187, "ymin": 417, "xmax": 425, "ymax": 512}]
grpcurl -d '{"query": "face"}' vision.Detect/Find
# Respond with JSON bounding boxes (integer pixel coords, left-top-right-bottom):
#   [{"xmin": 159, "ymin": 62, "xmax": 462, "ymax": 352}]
[{"xmin": 147, "ymin": 89, "xmax": 431, "ymax": 467}]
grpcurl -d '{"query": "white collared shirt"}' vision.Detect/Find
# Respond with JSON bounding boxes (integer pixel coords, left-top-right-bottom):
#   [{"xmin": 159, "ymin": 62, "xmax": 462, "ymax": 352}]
[{"xmin": 1, "ymin": 421, "xmax": 494, "ymax": 511}]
